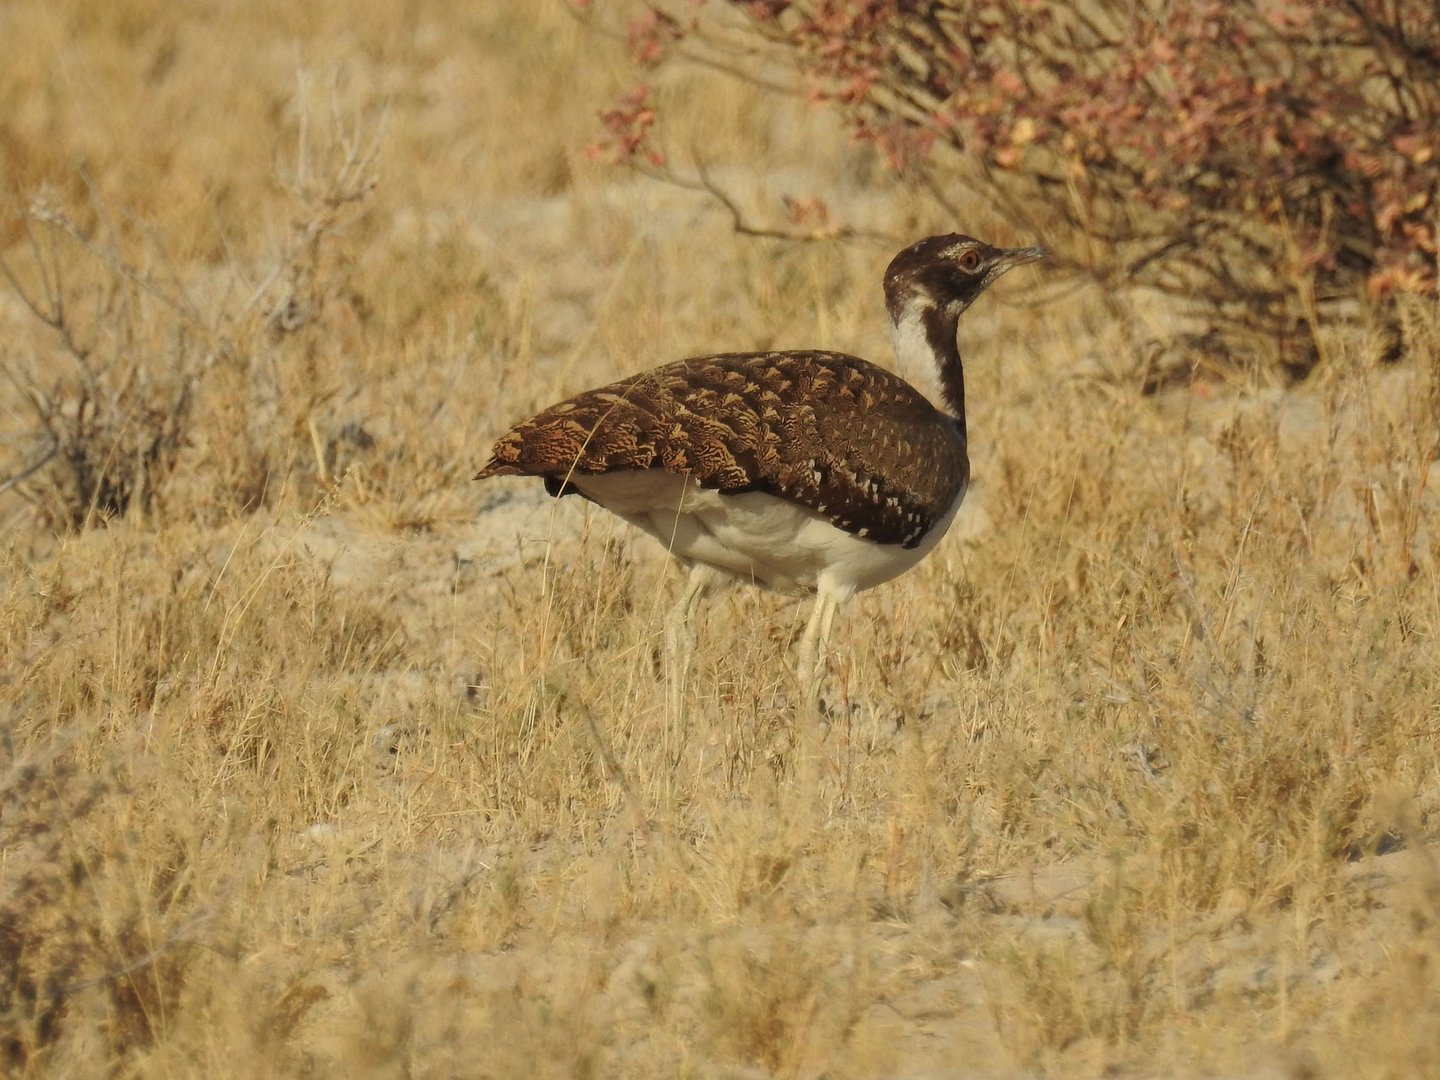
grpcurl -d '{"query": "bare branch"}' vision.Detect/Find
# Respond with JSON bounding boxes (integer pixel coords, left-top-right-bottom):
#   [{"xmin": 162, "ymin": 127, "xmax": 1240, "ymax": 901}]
[{"xmin": 0, "ymin": 436, "xmax": 59, "ymax": 500}]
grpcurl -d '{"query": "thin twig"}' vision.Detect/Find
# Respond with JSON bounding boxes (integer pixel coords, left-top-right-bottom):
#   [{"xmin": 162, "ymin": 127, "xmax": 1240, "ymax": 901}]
[{"xmin": 0, "ymin": 437, "xmax": 59, "ymax": 499}]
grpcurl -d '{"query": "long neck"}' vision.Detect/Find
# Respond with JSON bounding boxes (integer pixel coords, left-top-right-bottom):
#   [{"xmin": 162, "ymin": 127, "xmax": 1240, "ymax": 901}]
[{"xmin": 889, "ymin": 300, "xmax": 967, "ymax": 437}]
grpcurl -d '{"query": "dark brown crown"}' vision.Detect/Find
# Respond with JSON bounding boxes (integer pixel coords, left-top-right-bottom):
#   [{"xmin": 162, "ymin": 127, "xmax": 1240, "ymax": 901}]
[{"xmin": 884, "ymin": 234, "xmax": 1049, "ymax": 325}]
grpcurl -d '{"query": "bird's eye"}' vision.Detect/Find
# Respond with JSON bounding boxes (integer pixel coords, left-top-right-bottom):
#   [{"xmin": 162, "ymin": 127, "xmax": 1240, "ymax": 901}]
[{"xmin": 957, "ymin": 249, "xmax": 981, "ymax": 272}]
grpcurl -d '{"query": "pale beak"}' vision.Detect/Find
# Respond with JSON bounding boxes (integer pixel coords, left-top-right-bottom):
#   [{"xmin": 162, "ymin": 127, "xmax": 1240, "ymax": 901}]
[{"xmin": 999, "ymin": 245, "xmax": 1050, "ymax": 268}]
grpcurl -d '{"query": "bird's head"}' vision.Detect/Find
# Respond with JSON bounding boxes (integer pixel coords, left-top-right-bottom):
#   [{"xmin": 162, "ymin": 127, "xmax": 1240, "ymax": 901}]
[{"xmin": 884, "ymin": 234, "xmax": 1048, "ymax": 325}]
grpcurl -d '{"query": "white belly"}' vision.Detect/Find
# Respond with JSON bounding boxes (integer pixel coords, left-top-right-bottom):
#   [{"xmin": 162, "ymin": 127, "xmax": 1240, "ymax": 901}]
[{"xmin": 570, "ymin": 472, "xmax": 964, "ymax": 598}]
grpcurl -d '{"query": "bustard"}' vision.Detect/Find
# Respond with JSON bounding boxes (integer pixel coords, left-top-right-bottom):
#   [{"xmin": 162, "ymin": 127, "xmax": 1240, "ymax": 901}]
[{"xmin": 476, "ymin": 234, "xmax": 1047, "ymax": 703}]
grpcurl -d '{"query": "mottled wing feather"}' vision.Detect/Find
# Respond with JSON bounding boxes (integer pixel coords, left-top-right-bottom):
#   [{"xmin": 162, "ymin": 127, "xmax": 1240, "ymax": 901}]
[{"xmin": 476, "ymin": 351, "xmax": 968, "ymax": 548}]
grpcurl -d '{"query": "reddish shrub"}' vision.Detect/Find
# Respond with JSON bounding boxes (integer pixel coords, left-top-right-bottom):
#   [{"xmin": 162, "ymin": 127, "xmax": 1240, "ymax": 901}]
[{"xmin": 580, "ymin": 1, "xmax": 1440, "ymax": 365}]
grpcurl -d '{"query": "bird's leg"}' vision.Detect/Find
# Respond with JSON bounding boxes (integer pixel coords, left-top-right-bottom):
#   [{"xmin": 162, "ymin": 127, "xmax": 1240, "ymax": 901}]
[
  {"xmin": 664, "ymin": 563, "xmax": 716, "ymax": 719},
  {"xmin": 797, "ymin": 586, "xmax": 842, "ymax": 711},
  {"xmin": 664, "ymin": 562, "xmax": 712, "ymax": 659}
]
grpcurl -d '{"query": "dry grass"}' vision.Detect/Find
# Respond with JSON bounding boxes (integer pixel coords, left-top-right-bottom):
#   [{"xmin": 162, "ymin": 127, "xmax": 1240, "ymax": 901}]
[{"xmin": 2, "ymin": 2, "xmax": 1439, "ymax": 1077}]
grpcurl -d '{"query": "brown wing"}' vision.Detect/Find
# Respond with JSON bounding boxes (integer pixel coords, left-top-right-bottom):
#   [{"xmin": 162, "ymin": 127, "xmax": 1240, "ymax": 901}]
[{"xmin": 475, "ymin": 351, "xmax": 968, "ymax": 548}]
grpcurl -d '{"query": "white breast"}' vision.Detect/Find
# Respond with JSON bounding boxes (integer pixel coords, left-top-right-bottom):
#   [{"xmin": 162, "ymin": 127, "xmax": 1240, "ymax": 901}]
[{"xmin": 570, "ymin": 471, "xmax": 966, "ymax": 600}]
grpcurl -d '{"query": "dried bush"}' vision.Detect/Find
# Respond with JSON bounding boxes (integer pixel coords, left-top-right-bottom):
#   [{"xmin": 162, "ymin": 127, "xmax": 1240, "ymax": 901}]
[
  {"xmin": 580, "ymin": 0, "xmax": 1440, "ymax": 370},
  {"xmin": 0, "ymin": 87, "xmax": 380, "ymax": 532},
  {"xmin": 0, "ymin": 206, "xmax": 201, "ymax": 530}
]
